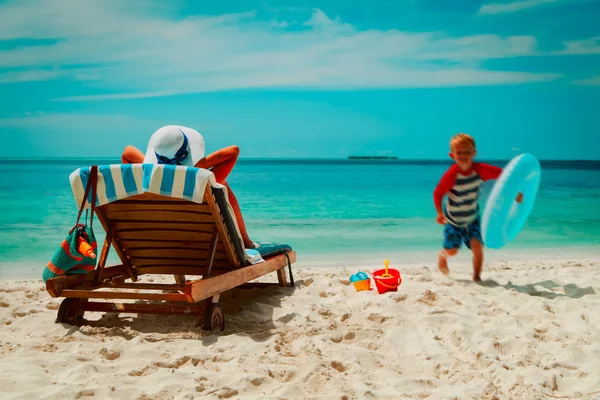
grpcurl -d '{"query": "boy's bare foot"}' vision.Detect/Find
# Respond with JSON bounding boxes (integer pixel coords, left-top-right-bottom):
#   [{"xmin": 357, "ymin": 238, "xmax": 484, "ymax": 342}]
[
  {"xmin": 473, "ymin": 275, "xmax": 482, "ymax": 282},
  {"xmin": 438, "ymin": 252, "xmax": 449, "ymax": 276}
]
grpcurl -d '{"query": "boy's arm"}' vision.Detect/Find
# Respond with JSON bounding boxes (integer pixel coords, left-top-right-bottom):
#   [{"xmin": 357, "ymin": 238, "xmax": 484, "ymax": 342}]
[
  {"xmin": 433, "ymin": 166, "xmax": 457, "ymax": 214},
  {"xmin": 475, "ymin": 162, "xmax": 524, "ymax": 203},
  {"xmin": 474, "ymin": 162, "xmax": 503, "ymax": 181}
]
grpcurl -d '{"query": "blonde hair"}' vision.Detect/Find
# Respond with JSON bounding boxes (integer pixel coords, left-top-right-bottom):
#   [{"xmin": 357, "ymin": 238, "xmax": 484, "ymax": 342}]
[{"xmin": 450, "ymin": 133, "xmax": 476, "ymax": 150}]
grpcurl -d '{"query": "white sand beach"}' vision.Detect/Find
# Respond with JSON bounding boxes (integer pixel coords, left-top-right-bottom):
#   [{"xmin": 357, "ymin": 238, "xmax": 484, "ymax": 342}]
[{"xmin": 1, "ymin": 258, "xmax": 599, "ymax": 400}]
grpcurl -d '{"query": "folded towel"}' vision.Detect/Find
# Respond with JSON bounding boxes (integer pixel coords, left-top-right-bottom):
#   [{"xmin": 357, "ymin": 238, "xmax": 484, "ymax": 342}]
[
  {"xmin": 252, "ymin": 241, "xmax": 293, "ymax": 259},
  {"xmin": 244, "ymin": 249, "xmax": 265, "ymax": 264}
]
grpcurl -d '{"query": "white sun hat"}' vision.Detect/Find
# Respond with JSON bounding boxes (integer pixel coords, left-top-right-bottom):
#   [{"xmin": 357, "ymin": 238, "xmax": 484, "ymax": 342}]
[{"xmin": 143, "ymin": 125, "xmax": 205, "ymax": 167}]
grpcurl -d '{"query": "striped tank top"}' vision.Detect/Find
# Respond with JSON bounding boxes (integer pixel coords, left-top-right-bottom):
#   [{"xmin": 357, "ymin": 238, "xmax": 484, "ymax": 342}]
[
  {"xmin": 444, "ymin": 171, "xmax": 483, "ymax": 226},
  {"xmin": 433, "ymin": 163, "xmax": 503, "ymax": 228}
]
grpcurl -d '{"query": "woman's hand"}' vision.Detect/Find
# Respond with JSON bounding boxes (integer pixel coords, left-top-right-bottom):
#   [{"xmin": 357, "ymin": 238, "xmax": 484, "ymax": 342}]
[{"xmin": 194, "ymin": 145, "xmax": 240, "ymax": 183}]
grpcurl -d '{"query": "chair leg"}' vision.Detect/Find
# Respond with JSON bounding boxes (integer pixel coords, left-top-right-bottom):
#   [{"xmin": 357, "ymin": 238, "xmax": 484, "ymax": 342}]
[
  {"xmin": 56, "ymin": 298, "xmax": 88, "ymax": 326},
  {"xmin": 276, "ymin": 268, "xmax": 288, "ymax": 287},
  {"xmin": 276, "ymin": 251, "xmax": 294, "ymax": 287}
]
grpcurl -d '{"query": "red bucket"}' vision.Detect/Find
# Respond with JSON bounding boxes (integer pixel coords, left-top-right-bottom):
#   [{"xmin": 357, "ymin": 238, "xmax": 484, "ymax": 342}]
[{"xmin": 372, "ymin": 268, "xmax": 402, "ymax": 294}]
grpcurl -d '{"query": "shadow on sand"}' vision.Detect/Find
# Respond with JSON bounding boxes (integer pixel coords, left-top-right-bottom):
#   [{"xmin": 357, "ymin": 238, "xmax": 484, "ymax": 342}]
[
  {"xmin": 457, "ymin": 278, "xmax": 596, "ymax": 300},
  {"xmin": 66, "ymin": 281, "xmax": 303, "ymax": 345}
]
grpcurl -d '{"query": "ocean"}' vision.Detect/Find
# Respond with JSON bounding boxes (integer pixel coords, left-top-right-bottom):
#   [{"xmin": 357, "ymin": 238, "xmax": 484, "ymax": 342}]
[{"xmin": 1, "ymin": 158, "xmax": 599, "ymax": 279}]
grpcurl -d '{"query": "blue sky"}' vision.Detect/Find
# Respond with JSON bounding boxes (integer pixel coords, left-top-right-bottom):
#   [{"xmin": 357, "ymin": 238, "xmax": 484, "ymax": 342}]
[{"xmin": 0, "ymin": 0, "xmax": 599, "ymax": 160}]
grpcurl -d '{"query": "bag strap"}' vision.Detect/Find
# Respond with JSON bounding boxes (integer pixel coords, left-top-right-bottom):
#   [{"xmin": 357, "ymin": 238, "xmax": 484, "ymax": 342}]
[
  {"xmin": 89, "ymin": 165, "xmax": 98, "ymax": 229},
  {"xmin": 75, "ymin": 165, "xmax": 98, "ymax": 228}
]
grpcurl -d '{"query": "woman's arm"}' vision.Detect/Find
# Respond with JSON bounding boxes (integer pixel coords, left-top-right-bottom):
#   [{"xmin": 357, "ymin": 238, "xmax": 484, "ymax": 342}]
[{"xmin": 194, "ymin": 145, "xmax": 240, "ymax": 183}]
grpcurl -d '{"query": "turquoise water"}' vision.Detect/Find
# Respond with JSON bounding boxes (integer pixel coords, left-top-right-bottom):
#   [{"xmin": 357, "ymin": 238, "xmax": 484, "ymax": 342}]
[{"xmin": 1, "ymin": 159, "xmax": 599, "ymax": 278}]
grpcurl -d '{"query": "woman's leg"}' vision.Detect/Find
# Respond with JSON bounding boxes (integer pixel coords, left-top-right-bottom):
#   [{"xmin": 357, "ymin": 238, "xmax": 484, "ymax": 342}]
[
  {"xmin": 196, "ymin": 146, "xmax": 255, "ymax": 248},
  {"xmin": 122, "ymin": 146, "xmax": 145, "ymax": 164},
  {"xmin": 222, "ymin": 181, "xmax": 255, "ymax": 248}
]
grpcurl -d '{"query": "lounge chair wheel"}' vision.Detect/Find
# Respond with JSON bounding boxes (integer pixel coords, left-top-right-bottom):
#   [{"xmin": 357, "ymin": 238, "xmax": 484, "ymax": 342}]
[
  {"xmin": 203, "ymin": 303, "xmax": 225, "ymax": 331},
  {"xmin": 56, "ymin": 298, "xmax": 86, "ymax": 325}
]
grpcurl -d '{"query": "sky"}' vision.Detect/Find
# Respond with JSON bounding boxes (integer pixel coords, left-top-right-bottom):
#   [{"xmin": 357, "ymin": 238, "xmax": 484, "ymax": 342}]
[{"xmin": 0, "ymin": 0, "xmax": 599, "ymax": 160}]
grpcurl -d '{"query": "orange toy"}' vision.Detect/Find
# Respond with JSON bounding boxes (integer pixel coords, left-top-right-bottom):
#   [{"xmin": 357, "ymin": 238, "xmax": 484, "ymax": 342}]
[
  {"xmin": 77, "ymin": 236, "xmax": 96, "ymax": 259},
  {"xmin": 353, "ymin": 279, "xmax": 371, "ymax": 292},
  {"xmin": 349, "ymin": 271, "xmax": 371, "ymax": 292}
]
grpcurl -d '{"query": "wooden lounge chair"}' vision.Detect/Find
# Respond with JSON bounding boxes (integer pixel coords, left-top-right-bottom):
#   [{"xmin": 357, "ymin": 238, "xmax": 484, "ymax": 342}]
[{"xmin": 44, "ymin": 164, "xmax": 296, "ymax": 330}]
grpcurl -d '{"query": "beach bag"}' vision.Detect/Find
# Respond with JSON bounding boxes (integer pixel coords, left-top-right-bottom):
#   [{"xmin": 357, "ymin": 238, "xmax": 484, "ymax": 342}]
[{"xmin": 42, "ymin": 166, "xmax": 99, "ymax": 283}]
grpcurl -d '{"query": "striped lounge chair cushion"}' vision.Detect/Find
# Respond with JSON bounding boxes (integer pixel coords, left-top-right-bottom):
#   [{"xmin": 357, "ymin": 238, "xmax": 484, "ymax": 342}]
[{"xmin": 70, "ymin": 164, "xmax": 221, "ymax": 209}]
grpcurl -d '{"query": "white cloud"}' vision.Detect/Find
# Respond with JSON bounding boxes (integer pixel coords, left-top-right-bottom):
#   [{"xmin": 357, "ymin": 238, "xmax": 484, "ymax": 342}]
[
  {"xmin": 270, "ymin": 20, "xmax": 290, "ymax": 28},
  {"xmin": 0, "ymin": 112, "xmax": 153, "ymax": 130},
  {"xmin": 0, "ymin": 0, "xmax": 566, "ymax": 97},
  {"xmin": 53, "ymin": 91, "xmax": 185, "ymax": 102},
  {"xmin": 551, "ymin": 36, "xmax": 600, "ymax": 55},
  {"xmin": 0, "ymin": 68, "xmax": 61, "ymax": 83},
  {"xmin": 478, "ymin": 0, "xmax": 595, "ymax": 15},
  {"xmin": 478, "ymin": 0, "xmax": 559, "ymax": 15},
  {"xmin": 414, "ymin": 35, "xmax": 538, "ymax": 60},
  {"xmin": 572, "ymin": 75, "xmax": 600, "ymax": 85},
  {"xmin": 302, "ymin": 8, "xmax": 343, "ymax": 27}
]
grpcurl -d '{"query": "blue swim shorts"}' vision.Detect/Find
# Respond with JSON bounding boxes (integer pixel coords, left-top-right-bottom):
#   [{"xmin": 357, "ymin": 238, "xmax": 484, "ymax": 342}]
[{"xmin": 442, "ymin": 217, "xmax": 483, "ymax": 250}]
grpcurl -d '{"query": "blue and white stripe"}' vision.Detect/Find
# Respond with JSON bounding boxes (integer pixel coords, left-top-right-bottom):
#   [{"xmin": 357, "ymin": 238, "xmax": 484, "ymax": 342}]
[
  {"xmin": 69, "ymin": 164, "xmax": 220, "ymax": 210},
  {"xmin": 444, "ymin": 171, "xmax": 483, "ymax": 226}
]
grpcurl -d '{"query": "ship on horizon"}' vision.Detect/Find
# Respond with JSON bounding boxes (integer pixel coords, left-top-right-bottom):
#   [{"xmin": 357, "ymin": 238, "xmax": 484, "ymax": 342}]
[{"xmin": 348, "ymin": 155, "xmax": 398, "ymax": 160}]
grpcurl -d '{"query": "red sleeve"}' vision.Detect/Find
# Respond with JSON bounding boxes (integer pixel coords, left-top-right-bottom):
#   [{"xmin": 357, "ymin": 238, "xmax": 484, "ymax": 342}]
[
  {"xmin": 473, "ymin": 162, "xmax": 503, "ymax": 181},
  {"xmin": 433, "ymin": 165, "xmax": 458, "ymax": 214}
]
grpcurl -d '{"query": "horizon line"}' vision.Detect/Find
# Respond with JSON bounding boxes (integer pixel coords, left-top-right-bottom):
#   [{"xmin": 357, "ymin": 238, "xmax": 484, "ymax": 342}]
[{"xmin": 1, "ymin": 157, "xmax": 599, "ymax": 163}]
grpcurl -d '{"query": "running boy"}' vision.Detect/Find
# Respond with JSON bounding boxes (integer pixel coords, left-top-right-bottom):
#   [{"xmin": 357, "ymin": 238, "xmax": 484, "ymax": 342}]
[{"xmin": 433, "ymin": 133, "xmax": 522, "ymax": 281}]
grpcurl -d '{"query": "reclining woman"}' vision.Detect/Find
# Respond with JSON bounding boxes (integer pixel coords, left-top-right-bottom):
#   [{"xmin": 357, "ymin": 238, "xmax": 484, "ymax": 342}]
[{"xmin": 121, "ymin": 125, "xmax": 256, "ymax": 249}]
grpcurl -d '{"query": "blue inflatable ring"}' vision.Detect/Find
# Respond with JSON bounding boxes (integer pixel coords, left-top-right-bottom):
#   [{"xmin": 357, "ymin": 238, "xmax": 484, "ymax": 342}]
[{"xmin": 482, "ymin": 153, "xmax": 541, "ymax": 249}]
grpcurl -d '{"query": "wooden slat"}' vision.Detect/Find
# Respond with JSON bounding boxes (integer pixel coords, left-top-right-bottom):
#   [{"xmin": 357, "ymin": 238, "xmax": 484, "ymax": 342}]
[
  {"xmin": 91, "ymin": 191, "xmax": 275, "ymax": 291},
  {"xmin": 210, "ymin": 259, "xmax": 252, "ymax": 270},
  {"xmin": 187, "ymin": 251, "xmax": 296, "ymax": 302},
  {"xmin": 133, "ymin": 266, "xmax": 216, "ymax": 276},
  {"xmin": 99, "ymin": 191, "xmax": 241, "ymax": 270},
  {"xmin": 104, "ymin": 210, "xmax": 214, "ymax": 223},
  {"xmin": 125, "ymin": 248, "xmax": 229, "ymax": 259},
  {"xmin": 131, "ymin": 259, "xmax": 238, "ymax": 271},
  {"xmin": 84, "ymin": 301, "xmax": 206, "ymax": 315},
  {"xmin": 114, "ymin": 193, "xmax": 194, "ymax": 203},
  {"xmin": 119, "ymin": 240, "xmax": 226, "ymax": 251},
  {"xmin": 115, "ymin": 226, "xmax": 214, "ymax": 235},
  {"xmin": 113, "ymin": 199, "xmax": 192, "ymax": 204},
  {"xmin": 46, "ymin": 265, "xmax": 127, "ymax": 297},
  {"xmin": 106, "ymin": 202, "xmax": 209, "ymax": 210},
  {"xmin": 61, "ymin": 289, "xmax": 188, "ymax": 301},
  {"xmin": 115, "ymin": 230, "xmax": 214, "ymax": 241},
  {"xmin": 100, "ymin": 282, "xmax": 185, "ymax": 291},
  {"xmin": 103, "ymin": 194, "xmax": 212, "ymax": 223},
  {"xmin": 129, "ymin": 255, "xmax": 228, "ymax": 267},
  {"xmin": 112, "ymin": 221, "xmax": 215, "ymax": 232}
]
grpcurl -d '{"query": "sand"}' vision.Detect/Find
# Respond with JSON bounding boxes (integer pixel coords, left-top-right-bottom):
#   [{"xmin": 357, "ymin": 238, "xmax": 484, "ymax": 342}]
[{"xmin": 1, "ymin": 258, "xmax": 599, "ymax": 400}]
